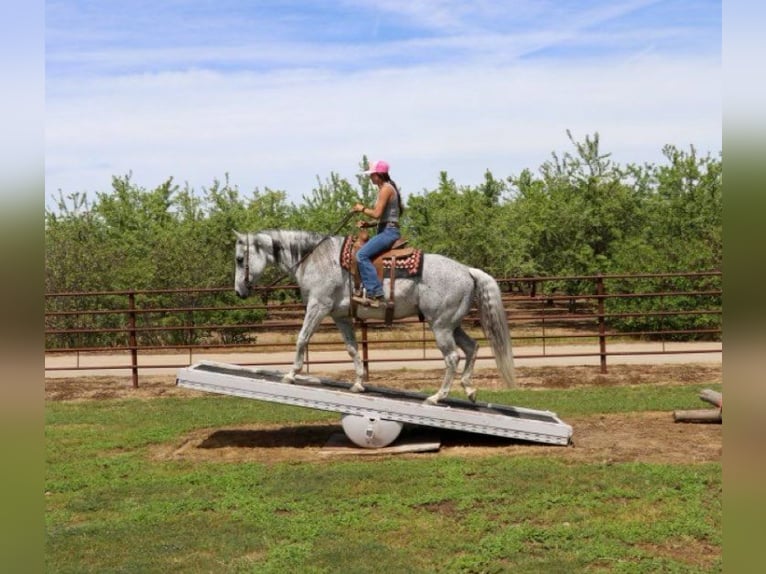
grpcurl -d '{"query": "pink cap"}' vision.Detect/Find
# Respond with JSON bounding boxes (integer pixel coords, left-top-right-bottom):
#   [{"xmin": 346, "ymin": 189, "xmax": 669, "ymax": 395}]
[{"xmin": 362, "ymin": 160, "xmax": 389, "ymax": 175}]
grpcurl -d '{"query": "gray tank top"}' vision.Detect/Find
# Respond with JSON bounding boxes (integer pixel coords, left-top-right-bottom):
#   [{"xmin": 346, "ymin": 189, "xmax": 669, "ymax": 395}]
[{"xmin": 381, "ymin": 184, "xmax": 400, "ymax": 224}]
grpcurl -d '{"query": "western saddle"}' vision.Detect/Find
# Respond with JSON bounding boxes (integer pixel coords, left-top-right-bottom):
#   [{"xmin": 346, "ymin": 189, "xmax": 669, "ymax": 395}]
[{"xmin": 346, "ymin": 229, "xmax": 419, "ymax": 325}]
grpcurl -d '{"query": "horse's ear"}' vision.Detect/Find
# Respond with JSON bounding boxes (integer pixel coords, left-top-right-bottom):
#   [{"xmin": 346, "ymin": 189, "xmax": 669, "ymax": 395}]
[{"xmin": 233, "ymin": 230, "xmax": 243, "ymax": 241}]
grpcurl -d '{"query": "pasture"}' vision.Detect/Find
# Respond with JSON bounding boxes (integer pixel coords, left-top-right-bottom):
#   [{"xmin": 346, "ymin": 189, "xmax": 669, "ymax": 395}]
[{"xmin": 45, "ymin": 364, "xmax": 722, "ymax": 573}]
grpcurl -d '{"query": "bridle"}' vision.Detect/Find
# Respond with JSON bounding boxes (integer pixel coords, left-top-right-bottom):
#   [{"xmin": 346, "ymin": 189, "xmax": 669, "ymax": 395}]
[{"xmin": 242, "ymin": 232, "xmax": 252, "ymax": 291}]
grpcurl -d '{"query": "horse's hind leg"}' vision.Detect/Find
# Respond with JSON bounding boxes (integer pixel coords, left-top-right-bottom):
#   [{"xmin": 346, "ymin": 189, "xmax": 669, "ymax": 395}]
[
  {"xmin": 426, "ymin": 326, "xmax": 460, "ymax": 405},
  {"xmin": 454, "ymin": 327, "xmax": 479, "ymax": 402},
  {"xmin": 333, "ymin": 316, "xmax": 366, "ymax": 392}
]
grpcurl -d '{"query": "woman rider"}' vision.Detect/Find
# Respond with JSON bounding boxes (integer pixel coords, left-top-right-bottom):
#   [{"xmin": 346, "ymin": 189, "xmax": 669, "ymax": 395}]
[{"xmin": 351, "ymin": 159, "xmax": 404, "ymax": 307}]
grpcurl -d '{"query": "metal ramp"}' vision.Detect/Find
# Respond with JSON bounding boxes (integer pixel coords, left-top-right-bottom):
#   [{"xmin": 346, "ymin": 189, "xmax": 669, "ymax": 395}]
[{"xmin": 176, "ymin": 361, "xmax": 573, "ymax": 448}]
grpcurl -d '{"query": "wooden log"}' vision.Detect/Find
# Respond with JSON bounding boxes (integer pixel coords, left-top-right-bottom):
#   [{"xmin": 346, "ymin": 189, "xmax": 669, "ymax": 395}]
[
  {"xmin": 673, "ymin": 409, "xmax": 722, "ymax": 423},
  {"xmin": 699, "ymin": 389, "xmax": 722, "ymax": 409}
]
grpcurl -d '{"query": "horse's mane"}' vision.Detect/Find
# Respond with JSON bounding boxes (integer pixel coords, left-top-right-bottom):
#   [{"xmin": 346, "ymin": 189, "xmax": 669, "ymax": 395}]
[{"xmin": 259, "ymin": 229, "xmax": 339, "ymax": 271}]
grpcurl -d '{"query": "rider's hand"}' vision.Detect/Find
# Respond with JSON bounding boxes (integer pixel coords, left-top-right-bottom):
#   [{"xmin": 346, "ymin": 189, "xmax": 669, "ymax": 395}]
[
  {"xmin": 352, "ymin": 203, "xmax": 365, "ymax": 213},
  {"xmin": 355, "ymin": 220, "xmax": 366, "ymax": 228}
]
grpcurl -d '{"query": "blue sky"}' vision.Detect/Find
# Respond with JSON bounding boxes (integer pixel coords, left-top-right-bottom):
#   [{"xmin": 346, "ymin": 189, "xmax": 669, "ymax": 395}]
[{"xmin": 45, "ymin": 0, "xmax": 721, "ymax": 207}]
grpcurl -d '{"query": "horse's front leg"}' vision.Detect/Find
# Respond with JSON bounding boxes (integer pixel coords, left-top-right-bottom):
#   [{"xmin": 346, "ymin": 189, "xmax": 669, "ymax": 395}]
[
  {"xmin": 333, "ymin": 316, "xmax": 366, "ymax": 392},
  {"xmin": 282, "ymin": 300, "xmax": 330, "ymax": 384}
]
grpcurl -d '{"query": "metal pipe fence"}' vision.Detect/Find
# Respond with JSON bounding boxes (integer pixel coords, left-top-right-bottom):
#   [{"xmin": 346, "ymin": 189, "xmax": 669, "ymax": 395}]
[{"xmin": 45, "ymin": 271, "xmax": 722, "ymax": 386}]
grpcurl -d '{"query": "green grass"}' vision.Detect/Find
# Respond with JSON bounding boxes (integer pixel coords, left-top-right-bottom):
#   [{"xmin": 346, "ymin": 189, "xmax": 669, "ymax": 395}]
[
  {"xmin": 46, "ymin": 384, "xmax": 722, "ymax": 573},
  {"xmin": 488, "ymin": 382, "xmax": 722, "ymax": 416}
]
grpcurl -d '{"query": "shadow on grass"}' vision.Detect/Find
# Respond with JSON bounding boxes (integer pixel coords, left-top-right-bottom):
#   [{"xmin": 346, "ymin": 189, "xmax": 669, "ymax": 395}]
[
  {"xmin": 197, "ymin": 423, "xmax": 539, "ymax": 450},
  {"xmin": 198, "ymin": 423, "xmax": 341, "ymax": 449}
]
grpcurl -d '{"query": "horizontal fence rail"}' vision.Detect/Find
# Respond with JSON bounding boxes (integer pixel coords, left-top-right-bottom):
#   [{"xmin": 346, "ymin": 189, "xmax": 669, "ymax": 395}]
[{"xmin": 45, "ymin": 271, "xmax": 722, "ymax": 386}]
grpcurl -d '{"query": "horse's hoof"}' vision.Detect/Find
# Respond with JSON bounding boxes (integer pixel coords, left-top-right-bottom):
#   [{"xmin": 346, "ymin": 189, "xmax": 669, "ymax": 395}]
[
  {"xmin": 349, "ymin": 382, "xmax": 366, "ymax": 393},
  {"xmin": 465, "ymin": 388, "xmax": 477, "ymax": 403},
  {"xmin": 281, "ymin": 373, "xmax": 296, "ymax": 384},
  {"xmin": 424, "ymin": 394, "xmax": 441, "ymax": 405}
]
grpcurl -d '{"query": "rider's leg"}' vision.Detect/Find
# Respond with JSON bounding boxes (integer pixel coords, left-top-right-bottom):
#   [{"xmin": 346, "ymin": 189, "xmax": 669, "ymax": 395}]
[{"xmin": 355, "ymin": 227, "xmax": 400, "ymax": 299}]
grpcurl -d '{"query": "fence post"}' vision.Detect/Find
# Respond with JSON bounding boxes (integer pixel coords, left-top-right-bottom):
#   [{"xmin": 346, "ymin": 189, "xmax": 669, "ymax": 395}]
[
  {"xmin": 596, "ymin": 275, "xmax": 607, "ymax": 374},
  {"xmin": 360, "ymin": 320, "xmax": 369, "ymax": 381},
  {"xmin": 128, "ymin": 291, "xmax": 139, "ymax": 388}
]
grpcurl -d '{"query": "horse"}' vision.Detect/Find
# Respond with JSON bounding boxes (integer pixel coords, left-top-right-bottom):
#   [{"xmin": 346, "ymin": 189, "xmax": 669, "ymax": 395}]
[{"xmin": 233, "ymin": 229, "xmax": 515, "ymax": 404}]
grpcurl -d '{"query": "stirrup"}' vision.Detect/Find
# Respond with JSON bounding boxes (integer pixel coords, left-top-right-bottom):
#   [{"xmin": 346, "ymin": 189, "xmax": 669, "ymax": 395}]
[{"xmin": 352, "ymin": 294, "xmax": 383, "ymax": 308}]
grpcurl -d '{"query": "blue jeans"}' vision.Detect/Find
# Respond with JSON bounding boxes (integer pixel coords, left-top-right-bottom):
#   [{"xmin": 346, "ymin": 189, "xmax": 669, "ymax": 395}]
[{"xmin": 355, "ymin": 226, "xmax": 400, "ymax": 297}]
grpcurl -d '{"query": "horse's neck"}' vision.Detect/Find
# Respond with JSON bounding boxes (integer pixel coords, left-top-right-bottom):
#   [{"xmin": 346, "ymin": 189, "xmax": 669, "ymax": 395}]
[{"xmin": 269, "ymin": 230, "xmax": 337, "ymax": 282}]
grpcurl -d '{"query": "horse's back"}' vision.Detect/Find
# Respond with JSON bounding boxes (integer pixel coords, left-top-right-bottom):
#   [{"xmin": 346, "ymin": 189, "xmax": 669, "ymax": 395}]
[{"xmin": 421, "ymin": 253, "xmax": 472, "ymax": 284}]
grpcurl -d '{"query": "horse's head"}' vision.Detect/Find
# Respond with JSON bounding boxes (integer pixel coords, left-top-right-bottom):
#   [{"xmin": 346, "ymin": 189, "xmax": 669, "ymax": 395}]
[{"xmin": 234, "ymin": 231, "xmax": 271, "ymax": 298}]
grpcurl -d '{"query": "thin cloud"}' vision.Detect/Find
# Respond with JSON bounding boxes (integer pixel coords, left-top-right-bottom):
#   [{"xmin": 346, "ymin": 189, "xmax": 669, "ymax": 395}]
[{"xmin": 45, "ymin": 1, "xmax": 721, "ymax": 205}]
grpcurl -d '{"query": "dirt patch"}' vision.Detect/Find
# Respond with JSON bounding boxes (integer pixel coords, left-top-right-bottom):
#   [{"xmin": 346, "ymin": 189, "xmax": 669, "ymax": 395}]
[
  {"xmin": 47, "ymin": 363, "xmax": 722, "ymax": 465},
  {"xmin": 45, "ymin": 375, "xmax": 201, "ymax": 402},
  {"xmin": 149, "ymin": 410, "xmax": 721, "ymax": 465}
]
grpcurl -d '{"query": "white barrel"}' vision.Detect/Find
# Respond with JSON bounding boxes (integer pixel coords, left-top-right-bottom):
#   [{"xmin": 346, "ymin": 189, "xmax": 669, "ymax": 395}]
[{"xmin": 341, "ymin": 414, "xmax": 403, "ymax": 448}]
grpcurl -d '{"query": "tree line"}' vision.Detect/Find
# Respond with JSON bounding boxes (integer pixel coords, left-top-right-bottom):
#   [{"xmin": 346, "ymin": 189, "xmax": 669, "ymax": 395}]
[{"xmin": 45, "ymin": 132, "xmax": 722, "ymax": 344}]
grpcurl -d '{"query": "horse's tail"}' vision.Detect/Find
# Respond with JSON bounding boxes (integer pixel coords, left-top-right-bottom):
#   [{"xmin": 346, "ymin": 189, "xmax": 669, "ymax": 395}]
[{"xmin": 469, "ymin": 268, "xmax": 516, "ymax": 388}]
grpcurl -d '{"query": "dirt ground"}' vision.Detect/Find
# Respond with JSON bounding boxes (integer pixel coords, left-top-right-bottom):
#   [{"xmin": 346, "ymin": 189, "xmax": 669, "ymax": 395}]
[{"xmin": 46, "ymin": 364, "xmax": 722, "ymax": 465}]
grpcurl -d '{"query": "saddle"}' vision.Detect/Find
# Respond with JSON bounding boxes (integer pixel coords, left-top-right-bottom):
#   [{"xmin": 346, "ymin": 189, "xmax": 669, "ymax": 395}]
[{"xmin": 340, "ymin": 231, "xmax": 424, "ymax": 325}]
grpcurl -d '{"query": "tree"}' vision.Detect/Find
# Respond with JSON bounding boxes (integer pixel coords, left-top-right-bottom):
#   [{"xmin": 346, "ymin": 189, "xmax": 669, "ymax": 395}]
[
  {"xmin": 405, "ymin": 171, "xmax": 527, "ymax": 275},
  {"xmin": 291, "ymin": 172, "xmax": 361, "ymax": 233},
  {"xmin": 609, "ymin": 145, "xmax": 722, "ymax": 273},
  {"xmin": 507, "ymin": 131, "xmax": 647, "ymax": 280}
]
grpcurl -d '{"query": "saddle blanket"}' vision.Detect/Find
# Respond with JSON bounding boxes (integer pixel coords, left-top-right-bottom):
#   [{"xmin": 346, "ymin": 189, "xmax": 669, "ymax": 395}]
[{"xmin": 340, "ymin": 235, "xmax": 424, "ymax": 278}]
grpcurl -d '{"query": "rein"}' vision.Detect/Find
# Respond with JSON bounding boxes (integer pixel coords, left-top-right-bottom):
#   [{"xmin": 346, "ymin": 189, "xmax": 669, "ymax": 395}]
[{"xmin": 249, "ymin": 211, "xmax": 357, "ymax": 300}]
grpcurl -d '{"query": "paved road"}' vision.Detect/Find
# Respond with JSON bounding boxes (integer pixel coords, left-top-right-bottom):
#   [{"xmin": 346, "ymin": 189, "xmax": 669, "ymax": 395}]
[{"xmin": 45, "ymin": 341, "xmax": 721, "ymax": 378}]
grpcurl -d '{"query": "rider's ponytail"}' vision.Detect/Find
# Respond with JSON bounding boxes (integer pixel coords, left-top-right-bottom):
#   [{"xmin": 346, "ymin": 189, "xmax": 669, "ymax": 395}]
[
  {"xmin": 378, "ymin": 173, "xmax": 405, "ymax": 217},
  {"xmin": 389, "ymin": 178, "xmax": 405, "ymax": 217}
]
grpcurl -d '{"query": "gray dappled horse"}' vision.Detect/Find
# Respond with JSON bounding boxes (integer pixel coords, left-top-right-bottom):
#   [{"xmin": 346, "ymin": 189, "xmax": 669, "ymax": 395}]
[{"xmin": 234, "ymin": 230, "xmax": 515, "ymax": 404}]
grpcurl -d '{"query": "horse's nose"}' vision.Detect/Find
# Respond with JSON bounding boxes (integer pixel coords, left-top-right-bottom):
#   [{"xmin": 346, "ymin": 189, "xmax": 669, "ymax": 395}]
[{"xmin": 235, "ymin": 288, "xmax": 248, "ymax": 299}]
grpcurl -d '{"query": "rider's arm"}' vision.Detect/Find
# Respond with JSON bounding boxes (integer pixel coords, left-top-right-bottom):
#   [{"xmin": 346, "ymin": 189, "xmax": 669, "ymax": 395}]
[{"xmin": 364, "ymin": 184, "xmax": 395, "ymax": 219}]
